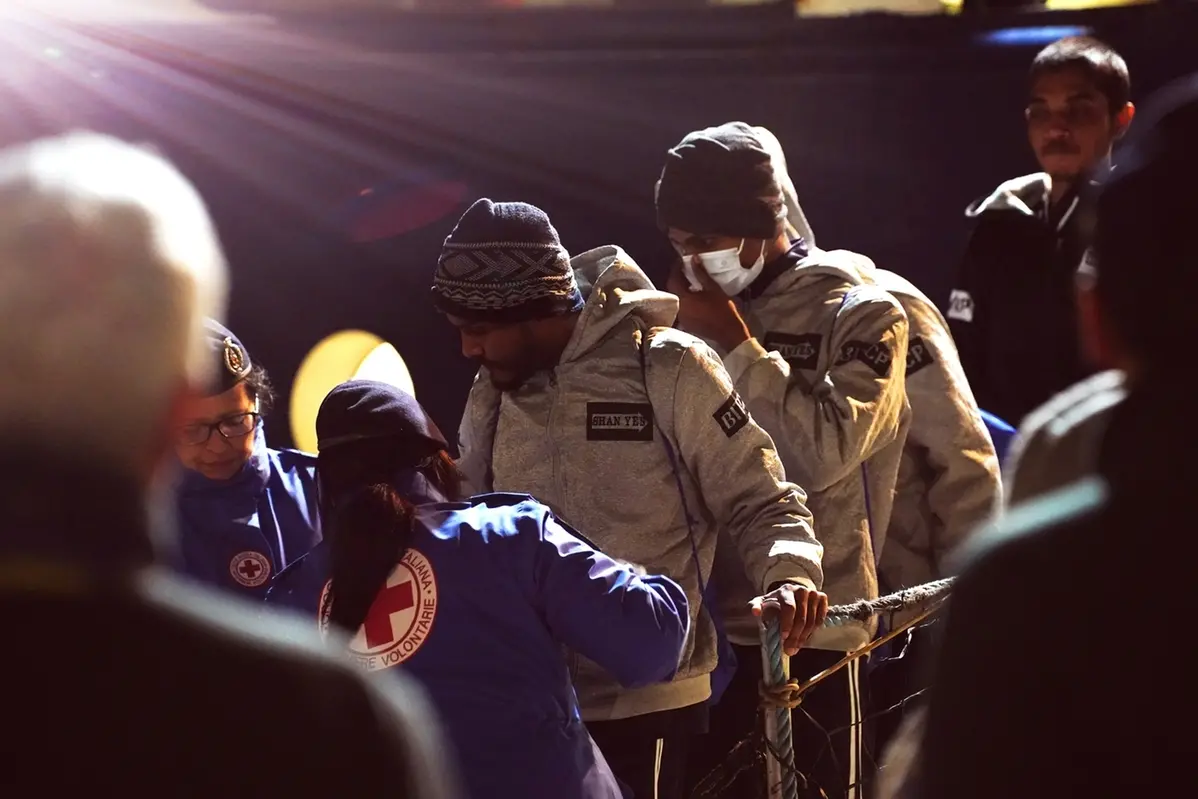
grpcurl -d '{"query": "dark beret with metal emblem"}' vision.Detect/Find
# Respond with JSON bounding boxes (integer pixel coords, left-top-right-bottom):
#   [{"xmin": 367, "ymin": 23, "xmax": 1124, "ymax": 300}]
[{"xmin": 204, "ymin": 319, "xmax": 253, "ymax": 395}]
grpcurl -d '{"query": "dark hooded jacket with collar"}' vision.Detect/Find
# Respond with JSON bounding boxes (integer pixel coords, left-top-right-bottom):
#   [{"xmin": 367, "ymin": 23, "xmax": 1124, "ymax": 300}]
[{"xmin": 945, "ymin": 172, "xmax": 1097, "ymax": 427}]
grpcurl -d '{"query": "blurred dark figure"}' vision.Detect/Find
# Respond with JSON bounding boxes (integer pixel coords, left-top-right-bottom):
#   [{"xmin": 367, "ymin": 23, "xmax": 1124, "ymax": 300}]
[
  {"xmin": 999, "ymin": 367, "xmax": 1126, "ymax": 507},
  {"xmin": 919, "ymin": 73, "xmax": 1198, "ymax": 798},
  {"xmin": 0, "ymin": 132, "xmax": 456, "ymax": 797},
  {"xmin": 946, "ymin": 36, "xmax": 1135, "ymax": 427}
]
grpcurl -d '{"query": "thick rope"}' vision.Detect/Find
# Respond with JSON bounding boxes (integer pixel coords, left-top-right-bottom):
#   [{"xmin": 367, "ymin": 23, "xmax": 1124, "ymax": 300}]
[
  {"xmin": 824, "ymin": 577, "xmax": 954, "ymax": 626},
  {"xmin": 760, "ymin": 578, "xmax": 955, "ymax": 714},
  {"xmin": 762, "ymin": 616, "xmax": 800, "ymax": 799}
]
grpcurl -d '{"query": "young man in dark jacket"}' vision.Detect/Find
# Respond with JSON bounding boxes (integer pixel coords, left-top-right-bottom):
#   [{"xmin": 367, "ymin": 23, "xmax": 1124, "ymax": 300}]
[
  {"xmin": 946, "ymin": 36, "xmax": 1135, "ymax": 427},
  {"xmin": 920, "ymin": 72, "xmax": 1198, "ymax": 799},
  {"xmin": 0, "ymin": 132, "xmax": 456, "ymax": 798}
]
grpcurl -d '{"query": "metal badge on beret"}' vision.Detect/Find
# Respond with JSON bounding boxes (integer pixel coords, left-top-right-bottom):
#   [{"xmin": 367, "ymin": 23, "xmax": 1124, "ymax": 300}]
[{"xmin": 222, "ymin": 336, "xmax": 251, "ymax": 380}]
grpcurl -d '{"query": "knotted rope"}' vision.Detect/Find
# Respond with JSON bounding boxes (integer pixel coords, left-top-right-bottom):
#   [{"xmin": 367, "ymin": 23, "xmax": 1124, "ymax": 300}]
[
  {"xmin": 761, "ymin": 615, "xmax": 800, "ymax": 799},
  {"xmin": 760, "ymin": 577, "xmax": 954, "ymax": 725}
]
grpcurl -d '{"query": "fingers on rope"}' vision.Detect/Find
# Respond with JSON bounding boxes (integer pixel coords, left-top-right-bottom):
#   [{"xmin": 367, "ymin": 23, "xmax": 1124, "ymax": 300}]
[{"xmin": 760, "ymin": 578, "xmax": 955, "ymax": 711}]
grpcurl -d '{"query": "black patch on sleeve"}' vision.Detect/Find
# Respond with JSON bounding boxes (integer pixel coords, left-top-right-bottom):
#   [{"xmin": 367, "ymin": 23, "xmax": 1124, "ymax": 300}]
[
  {"xmin": 763, "ymin": 332, "xmax": 822, "ymax": 370},
  {"xmin": 713, "ymin": 391, "xmax": 750, "ymax": 439},
  {"xmin": 834, "ymin": 339, "xmax": 893, "ymax": 378},
  {"xmin": 585, "ymin": 402, "xmax": 654, "ymax": 441},
  {"xmin": 905, "ymin": 336, "xmax": 935, "ymax": 376}
]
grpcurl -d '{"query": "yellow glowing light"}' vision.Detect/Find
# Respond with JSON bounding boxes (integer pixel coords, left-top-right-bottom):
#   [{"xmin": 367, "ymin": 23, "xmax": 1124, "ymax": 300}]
[{"xmin": 290, "ymin": 330, "xmax": 416, "ymax": 454}]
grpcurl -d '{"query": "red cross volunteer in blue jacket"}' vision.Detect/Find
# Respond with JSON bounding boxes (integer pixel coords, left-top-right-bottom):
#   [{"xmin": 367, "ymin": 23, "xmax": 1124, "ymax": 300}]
[
  {"xmin": 172, "ymin": 321, "xmax": 321, "ymax": 598},
  {"xmin": 266, "ymin": 380, "xmax": 691, "ymax": 799}
]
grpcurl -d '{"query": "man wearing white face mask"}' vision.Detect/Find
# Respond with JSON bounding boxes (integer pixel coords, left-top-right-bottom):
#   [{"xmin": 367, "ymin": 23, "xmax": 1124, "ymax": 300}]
[
  {"xmin": 751, "ymin": 126, "xmax": 1004, "ymax": 761},
  {"xmin": 656, "ymin": 121, "xmax": 913, "ymax": 799},
  {"xmin": 682, "ymin": 238, "xmax": 767, "ymax": 296}
]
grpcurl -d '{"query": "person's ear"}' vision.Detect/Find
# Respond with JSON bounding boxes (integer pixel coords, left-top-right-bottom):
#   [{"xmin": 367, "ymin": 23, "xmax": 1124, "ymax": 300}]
[
  {"xmin": 1076, "ymin": 281, "xmax": 1128, "ymax": 371},
  {"xmin": 1114, "ymin": 102, "xmax": 1136, "ymax": 141}
]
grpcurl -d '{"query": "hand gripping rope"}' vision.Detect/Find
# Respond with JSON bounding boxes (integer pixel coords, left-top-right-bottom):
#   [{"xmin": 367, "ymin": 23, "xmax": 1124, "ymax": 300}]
[{"xmin": 757, "ymin": 578, "xmax": 955, "ymax": 799}]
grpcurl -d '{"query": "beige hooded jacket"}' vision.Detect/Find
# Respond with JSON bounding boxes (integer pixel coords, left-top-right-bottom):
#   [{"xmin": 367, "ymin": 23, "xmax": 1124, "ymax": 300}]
[{"xmin": 455, "ymin": 245, "xmax": 823, "ymax": 721}]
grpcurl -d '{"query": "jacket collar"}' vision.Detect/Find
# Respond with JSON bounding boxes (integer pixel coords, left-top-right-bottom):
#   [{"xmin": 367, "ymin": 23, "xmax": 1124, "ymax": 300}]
[{"xmin": 746, "ymin": 237, "xmax": 809, "ymax": 300}]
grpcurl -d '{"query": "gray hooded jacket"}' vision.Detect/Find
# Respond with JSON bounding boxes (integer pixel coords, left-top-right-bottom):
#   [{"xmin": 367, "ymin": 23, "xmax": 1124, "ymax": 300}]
[
  {"xmin": 716, "ymin": 247, "xmax": 912, "ymax": 651},
  {"xmin": 456, "ymin": 245, "xmax": 823, "ymax": 722},
  {"xmin": 868, "ymin": 269, "xmax": 1003, "ymax": 598},
  {"xmin": 768, "ymin": 135, "xmax": 1001, "ymax": 611},
  {"xmin": 723, "ymin": 248, "xmax": 1001, "ymax": 636}
]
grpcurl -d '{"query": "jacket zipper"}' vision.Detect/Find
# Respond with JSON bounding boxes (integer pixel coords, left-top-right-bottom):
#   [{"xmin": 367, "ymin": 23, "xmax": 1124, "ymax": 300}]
[
  {"xmin": 547, "ymin": 370, "xmax": 566, "ymax": 512},
  {"xmin": 548, "ymin": 371, "xmax": 580, "ymax": 684}
]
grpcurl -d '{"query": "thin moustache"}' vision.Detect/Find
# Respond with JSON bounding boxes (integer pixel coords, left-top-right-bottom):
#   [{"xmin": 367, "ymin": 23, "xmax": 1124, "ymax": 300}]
[{"xmin": 1042, "ymin": 142, "xmax": 1081, "ymax": 156}]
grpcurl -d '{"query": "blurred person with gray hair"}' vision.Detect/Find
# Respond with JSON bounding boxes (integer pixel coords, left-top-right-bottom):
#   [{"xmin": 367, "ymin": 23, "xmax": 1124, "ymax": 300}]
[{"xmin": 0, "ymin": 131, "xmax": 457, "ymax": 798}]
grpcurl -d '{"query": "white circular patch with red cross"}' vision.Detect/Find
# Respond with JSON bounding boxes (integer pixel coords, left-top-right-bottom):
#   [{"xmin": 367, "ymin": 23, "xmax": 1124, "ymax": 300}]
[
  {"xmin": 230, "ymin": 551, "xmax": 272, "ymax": 588},
  {"xmin": 318, "ymin": 548, "xmax": 438, "ymax": 672}
]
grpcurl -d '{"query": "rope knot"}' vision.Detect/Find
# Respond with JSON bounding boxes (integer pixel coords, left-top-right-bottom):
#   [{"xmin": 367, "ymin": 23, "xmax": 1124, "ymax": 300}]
[{"xmin": 759, "ymin": 678, "xmax": 805, "ymax": 710}]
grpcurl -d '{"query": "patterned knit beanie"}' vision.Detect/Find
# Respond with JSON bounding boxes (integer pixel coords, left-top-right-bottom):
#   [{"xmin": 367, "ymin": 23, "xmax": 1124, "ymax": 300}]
[{"xmin": 431, "ymin": 198, "xmax": 584, "ymax": 324}]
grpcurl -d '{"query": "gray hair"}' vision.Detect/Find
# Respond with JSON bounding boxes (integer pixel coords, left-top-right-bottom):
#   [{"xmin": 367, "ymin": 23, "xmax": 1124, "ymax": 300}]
[{"xmin": 0, "ymin": 132, "xmax": 228, "ymax": 467}]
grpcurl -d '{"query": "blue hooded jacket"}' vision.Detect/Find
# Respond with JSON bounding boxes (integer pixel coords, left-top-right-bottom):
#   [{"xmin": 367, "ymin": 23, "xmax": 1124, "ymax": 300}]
[
  {"xmin": 175, "ymin": 430, "xmax": 321, "ymax": 598},
  {"xmin": 266, "ymin": 491, "xmax": 689, "ymax": 799}
]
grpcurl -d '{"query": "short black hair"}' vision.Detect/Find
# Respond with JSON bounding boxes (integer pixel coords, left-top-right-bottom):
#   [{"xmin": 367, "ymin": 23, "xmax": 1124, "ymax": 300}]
[
  {"xmin": 1030, "ymin": 36, "xmax": 1131, "ymax": 112},
  {"xmin": 242, "ymin": 364, "xmax": 275, "ymax": 417}
]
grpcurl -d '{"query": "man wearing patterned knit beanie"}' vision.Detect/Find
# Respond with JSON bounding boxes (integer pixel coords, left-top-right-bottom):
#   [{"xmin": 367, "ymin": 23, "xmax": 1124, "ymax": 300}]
[
  {"xmin": 431, "ymin": 198, "xmax": 584, "ymax": 391},
  {"xmin": 433, "ymin": 198, "xmax": 829, "ymax": 799}
]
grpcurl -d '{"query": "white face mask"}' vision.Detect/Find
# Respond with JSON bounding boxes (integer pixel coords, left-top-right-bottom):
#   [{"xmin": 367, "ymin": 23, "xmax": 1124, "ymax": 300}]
[{"xmin": 692, "ymin": 239, "xmax": 766, "ymax": 297}]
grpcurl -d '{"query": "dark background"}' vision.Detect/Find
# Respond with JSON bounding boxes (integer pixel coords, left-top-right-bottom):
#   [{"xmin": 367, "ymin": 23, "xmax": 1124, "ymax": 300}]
[{"xmin": 3, "ymin": 3, "xmax": 1195, "ymax": 448}]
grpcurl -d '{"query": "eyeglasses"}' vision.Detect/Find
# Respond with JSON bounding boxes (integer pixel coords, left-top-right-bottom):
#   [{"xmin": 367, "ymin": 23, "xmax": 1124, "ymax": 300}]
[
  {"xmin": 177, "ymin": 412, "xmax": 260, "ymax": 446},
  {"xmin": 1026, "ymin": 100, "xmax": 1106, "ymax": 128}
]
